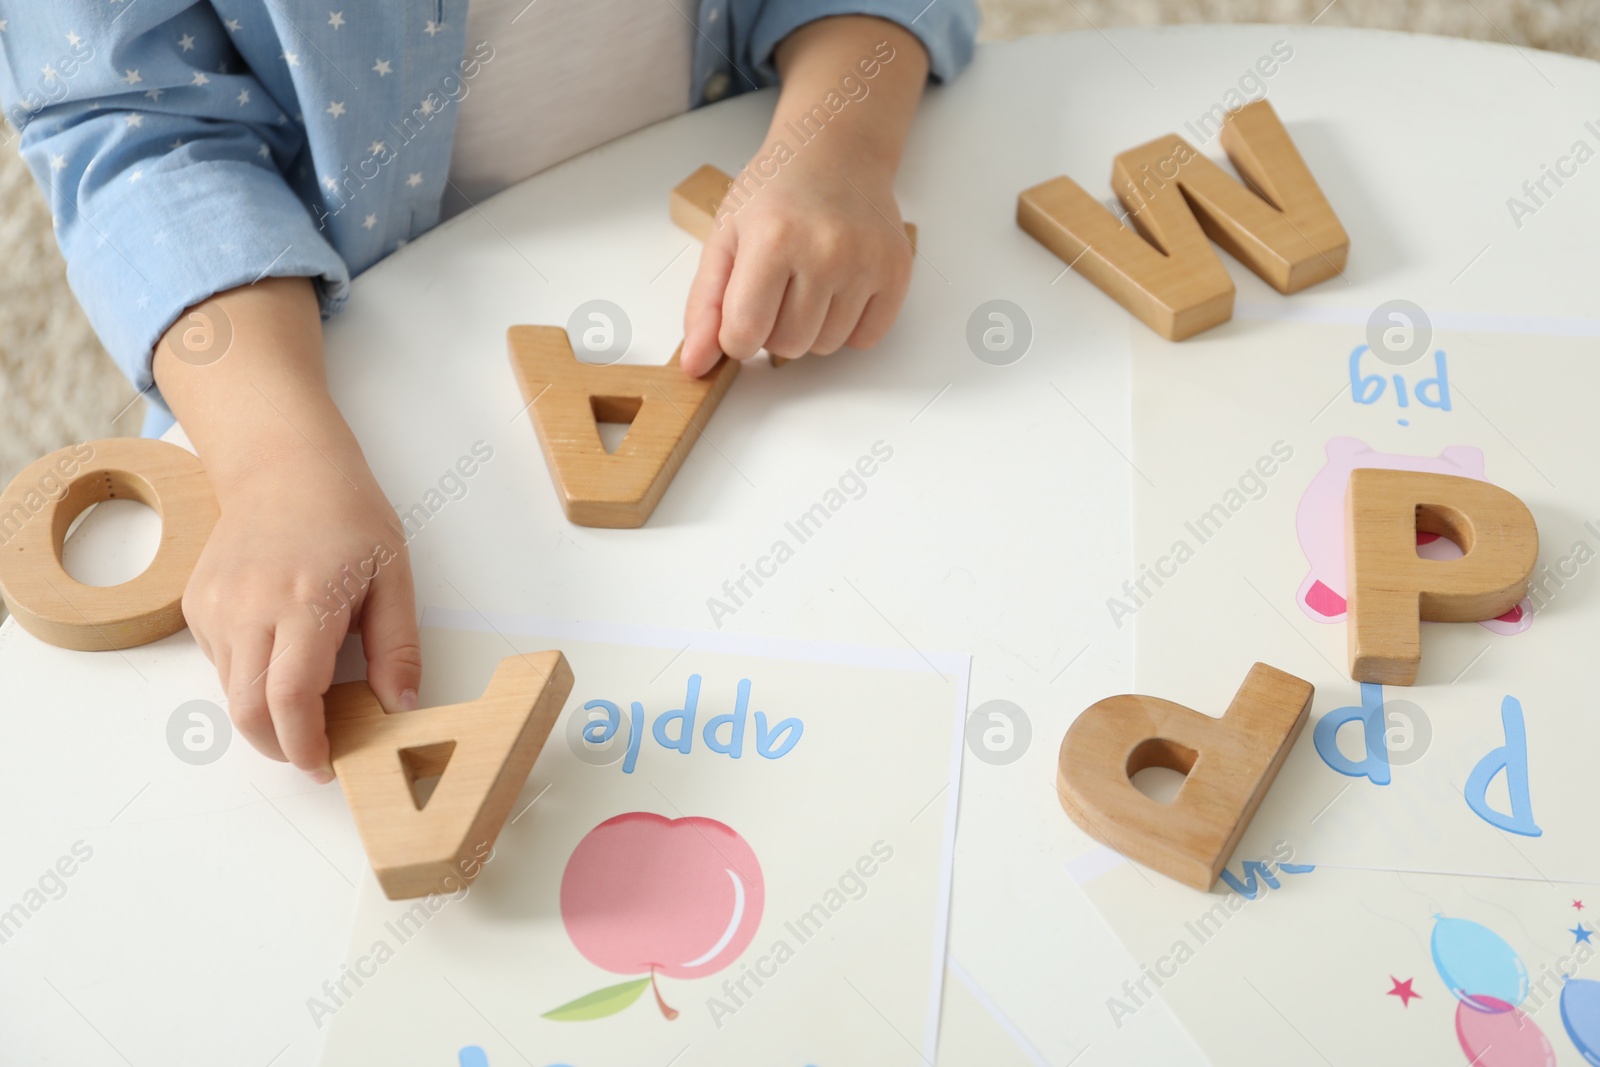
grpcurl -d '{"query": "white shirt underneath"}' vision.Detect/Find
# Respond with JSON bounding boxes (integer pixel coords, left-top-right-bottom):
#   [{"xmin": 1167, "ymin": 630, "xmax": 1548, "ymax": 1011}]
[{"xmin": 443, "ymin": 0, "xmax": 696, "ymax": 217}]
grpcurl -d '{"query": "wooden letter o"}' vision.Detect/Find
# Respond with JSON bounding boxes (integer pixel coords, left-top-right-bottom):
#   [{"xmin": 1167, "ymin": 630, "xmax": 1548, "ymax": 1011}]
[{"xmin": 0, "ymin": 438, "xmax": 218, "ymax": 650}]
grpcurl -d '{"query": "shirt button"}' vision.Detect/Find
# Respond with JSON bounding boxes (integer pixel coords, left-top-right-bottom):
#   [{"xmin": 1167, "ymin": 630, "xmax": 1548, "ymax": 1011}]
[{"xmin": 704, "ymin": 71, "xmax": 731, "ymax": 102}]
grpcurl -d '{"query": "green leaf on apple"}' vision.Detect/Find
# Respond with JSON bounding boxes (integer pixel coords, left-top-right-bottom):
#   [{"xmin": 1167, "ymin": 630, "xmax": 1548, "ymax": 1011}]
[{"xmin": 542, "ymin": 977, "xmax": 653, "ymax": 1021}]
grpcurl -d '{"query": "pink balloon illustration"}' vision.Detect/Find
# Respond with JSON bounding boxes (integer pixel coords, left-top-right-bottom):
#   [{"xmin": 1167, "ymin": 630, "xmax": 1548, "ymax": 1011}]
[
  {"xmin": 544, "ymin": 812, "xmax": 764, "ymax": 1022},
  {"xmin": 1456, "ymin": 997, "xmax": 1557, "ymax": 1067}
]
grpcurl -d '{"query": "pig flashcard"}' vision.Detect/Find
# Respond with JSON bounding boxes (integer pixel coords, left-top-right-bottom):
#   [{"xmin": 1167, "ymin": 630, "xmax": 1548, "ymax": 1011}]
[
  {"xmin": 317, "ymin": 608, "xmax": 967, "ymax": 1067},
  {"xmin": 1128, "ymin": 322, "xmax": 1600, "ymax": 883}
]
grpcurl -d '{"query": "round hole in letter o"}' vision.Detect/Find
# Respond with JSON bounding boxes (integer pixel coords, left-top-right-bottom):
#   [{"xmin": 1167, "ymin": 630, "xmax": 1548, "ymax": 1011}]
[{"xmin": 0, "ymin": 439, "xmax": 218, "ymax": 650}]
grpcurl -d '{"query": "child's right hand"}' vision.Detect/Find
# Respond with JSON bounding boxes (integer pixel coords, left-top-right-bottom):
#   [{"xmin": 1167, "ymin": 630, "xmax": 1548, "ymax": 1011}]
[
  {"xmin": 183, "ymin": 448, "xmax": 420, "ymax": 783},
  {"xmin": 154, "ymin": 277, "xmax": 421, "ymax": 783}
]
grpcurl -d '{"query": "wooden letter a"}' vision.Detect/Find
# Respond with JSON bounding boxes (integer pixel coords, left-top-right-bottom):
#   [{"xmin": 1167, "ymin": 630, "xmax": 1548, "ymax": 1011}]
[
  {"xmin": 1056, "ymin": 663, "xmax": 1313, "ymax": 890},
  {"xmin": 1017, "ymin": 99, "xmax": 1349, "ymax": 340},
  {"xmin": 508, "ymin": 326, "xmax": 739, "ymax": 528},
  {"xmin": 325, "ymin": 652, "xmax": 575, "ymax": 899}
]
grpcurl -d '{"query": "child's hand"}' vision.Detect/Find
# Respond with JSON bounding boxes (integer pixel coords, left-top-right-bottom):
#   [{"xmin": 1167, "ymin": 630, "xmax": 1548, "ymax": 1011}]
[
  {"xmin": 183, "ymin": 452, "xmax": 419, "ymax": 782},
  {"xmin": 679, "ymin": 16, "xmax": 931, "ymax": 379},
  {"xmin": 680, "ymin": 158, "xmax": 914, "ymax": 376},
  {"xmin": 154, "ymin": 277, "xmax": 420, "ymax": 783}
]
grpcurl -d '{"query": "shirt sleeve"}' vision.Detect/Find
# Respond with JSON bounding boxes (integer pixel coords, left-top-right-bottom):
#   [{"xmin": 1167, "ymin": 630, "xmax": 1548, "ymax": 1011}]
[
  {"xmin": 742, "ymin": 0, "xmax": 980, "ymax": 87},
  {"xmin": 0, "ymin": 2, "xmax": 350, "ymax": 411}
]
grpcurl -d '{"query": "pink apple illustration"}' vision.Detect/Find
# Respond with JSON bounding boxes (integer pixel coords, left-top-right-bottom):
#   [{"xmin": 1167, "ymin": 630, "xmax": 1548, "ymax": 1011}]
[{"xmin": 543, "ymin": 812, "xmax": 764, "ymax": 1022}]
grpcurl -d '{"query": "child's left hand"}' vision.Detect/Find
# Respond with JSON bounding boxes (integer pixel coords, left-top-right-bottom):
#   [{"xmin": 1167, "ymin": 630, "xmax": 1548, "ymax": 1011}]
[
  {"xmin": 679, "ymin": 155, "xmax": 914, "ymax": 376},
  {"xmin": 678, "ymin": 15, "xmax": 930, "ymax": 379}
]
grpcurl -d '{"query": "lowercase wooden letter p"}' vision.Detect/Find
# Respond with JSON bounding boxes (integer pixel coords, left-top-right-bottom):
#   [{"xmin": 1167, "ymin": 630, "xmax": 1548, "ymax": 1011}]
[{"xmin": 1056, "ymin": 663, "xmax": 1313, "ymax": 891}]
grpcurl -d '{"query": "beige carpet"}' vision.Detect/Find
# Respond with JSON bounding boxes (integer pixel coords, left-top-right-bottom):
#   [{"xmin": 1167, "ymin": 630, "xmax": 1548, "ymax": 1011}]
[{"xmin": 1, "ymin": 0, "xmax": 1596, "ymax": 492}]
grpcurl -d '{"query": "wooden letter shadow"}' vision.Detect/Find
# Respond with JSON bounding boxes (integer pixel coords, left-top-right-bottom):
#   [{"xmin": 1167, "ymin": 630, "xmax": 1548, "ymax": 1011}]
[
  {"xmin": 325, "ymin": 652, "xmax": 575, "ymax": 899},
  {"xmin": 1346, "ymin": 468, "xmax": 1538, "ymax": 686},
  {"xmin": 1017, "ymin": 99, "xmax": 1349, "ymax": 340},
  {"xmin": 1056, "ymin": 663, "xmax": 1313, "ymax": 891},
  {"xmin": 507, "ymin": 326, "xmax": 739, "ymax": 528},
  {"xmin": 670, "ymin": 164, "xmax": 918, "ymax": 366},
  {"xmin": 0, "ymin": 438, "xmax": 218, "ymax": 650}
]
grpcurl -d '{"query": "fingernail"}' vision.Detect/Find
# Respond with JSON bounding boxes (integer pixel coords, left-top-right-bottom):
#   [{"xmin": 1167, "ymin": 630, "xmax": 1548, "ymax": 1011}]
[
  {"xmin": 310, "ymin": 765, "xmax": 334, "ymax": 785},
  {"xmin": 399, "ymin": 688, "xmax": 419, "ymax": 711}
]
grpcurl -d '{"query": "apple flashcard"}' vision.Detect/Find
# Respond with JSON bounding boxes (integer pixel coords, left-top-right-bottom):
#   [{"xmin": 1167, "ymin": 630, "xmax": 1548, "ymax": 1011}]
[
  {"xmin": 1124, "ymin": 320, "xmax": 1600, "ymax": 883},
  {"xmin": 316, "ymin": 608, "xmax": 967, "ymax": 1066}
]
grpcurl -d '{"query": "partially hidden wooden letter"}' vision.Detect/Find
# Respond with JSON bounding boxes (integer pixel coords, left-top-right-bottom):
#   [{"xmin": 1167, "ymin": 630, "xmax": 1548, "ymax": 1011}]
[
  {"xmin": 671, "ymin": 164, "xmax": 918, "ymax": 365},
  {"xmin": 508, "ymin": 326, "xmax": 739, "ymax": 528},
  {"xmin": 1017, "ymin": 99, "xmax": 1348, "ymax": 340},
  {"xmin": 1056, "ymin": 663, "xmax": 1313, "ymax": 891},
  {"xmin": 1346, "ymin": 468, "xmax": 1538, "ymax": 686},
  {"xmin": 325, "ymin": 652, "xmax": 576, "ymax": 899},
  {"xmin": 0, "ymin": 438, "xmax": 218, "ymax": 650}
]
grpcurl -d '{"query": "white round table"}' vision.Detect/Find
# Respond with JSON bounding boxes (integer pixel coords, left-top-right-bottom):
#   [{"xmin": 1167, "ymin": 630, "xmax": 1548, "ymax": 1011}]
[{"xmin": 4, "ymin": 25, "xmax": 1598, "ymax": 1066}]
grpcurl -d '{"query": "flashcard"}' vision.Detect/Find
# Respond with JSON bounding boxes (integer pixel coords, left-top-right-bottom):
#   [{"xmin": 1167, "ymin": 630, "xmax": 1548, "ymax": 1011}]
[
  {"xmin": 1068, "ymin": 841, "xmax": 1600, "ymax": 1065},
  {"xmin": 317, "ymin": 608, "xmax": 967, "ymax": 1066},
  {"xmin": 1127, "ymin": 320, "xmax": 1600, "ymax": 883}
]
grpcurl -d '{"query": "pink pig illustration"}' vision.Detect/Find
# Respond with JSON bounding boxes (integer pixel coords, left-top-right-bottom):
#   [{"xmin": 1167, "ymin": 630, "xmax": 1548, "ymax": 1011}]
[{"xmin": 1294, "ymin": 437, "xmax": 1532, "ymax": 635}]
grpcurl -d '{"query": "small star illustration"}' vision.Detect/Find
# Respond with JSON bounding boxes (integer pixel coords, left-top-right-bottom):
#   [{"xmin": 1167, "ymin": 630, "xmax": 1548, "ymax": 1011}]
[
  {"xmin": 177, "ymin": 33, "xmax": 195, "ymax": 51},
  {"xmin": 217, "ymin": 62, "xmax": 228, "ymax": 73},
  {"xmin": 225, "ymin": 18, "xmax": 242, "ymax": 32},
  {"xmin": 328, "ymin": 11, "xmax": 345, "ymax": 29},
  {"xmin": 395, "ymin": 238, "xmax": 408, "ymax": 251},
  {"xmin": 367, "ymin": 140, "xmax": 386, "ymax": 155},
  {"xmin": 419, "ymin": 98, "xmax": 437, "ymax": 116},
  {"xmin": 66, "ymin": 32, "xmax": 82, "ymax": 46},
  {"xmin": 48, "ymin": 153, "xmax": 66, "ymax": 172},
  {"xmin": 124, "ymin": 113, "xmax": 143, "ymax": 128},
  {"xmin": 144, "ymin": 87, "xmax": 164, "ymax": 101},
  {"xmin": 362, "ymin": 213, "xmax": 376, "ymax": 229},
  {"xmin": 321, "ymin": 175, "xmax": 338, "ymax": 191},
  {"xmin": 282, "ymin": 51, "xmax": 301, "ymax": 67},
  {"xmin": 43, "ymin": 65, "xmax": 58, "ymax": 81},
  {"xmin": 1387, "ymin": 977, "xmax": 1421, "ymax": 1007},
  {"xmin": 121, "ymin": 68, "xmax": 140, "ymax": 84},
  {"xmin": 1576, "ymin": 900, "xmax": 1586, "ymax": 911},
  {"xmin": 423, "ymin": 19, "xmax": 443, "ymax": 36},
  {"xmin": 128, "ymin": 168, "xmax": 144, "ymax": 183},
  {"xmin": 1574, "ymin": 925, "xmax": 1594, "ymax": 945},
  {"xmin": 0, "ymin": 20, "xmax": 9, "ymax": 32},
  {"xmin": 372, "ymin": 58, "xmax": 392, "ymax": 76},
  {"xmin": 405, "ymin": 172, "xmax": 422, "ymax": 188},
  {"xmin": 168, "ymin": 138, "xmax": 183, "ymax": 149},
  {"xmin": 326, "ymin": 100, "xmax": 346, "ymax": 118},
  {"xmin": 237, "ymin": 89, "xmax": 250, "ymax": 105},
  {"xmin": 191, "ymin": 71, "xmax": 210, "ymax": 86},
  {"xmin": 257, "ymin": 144, "xmax": 271, "ymax": 158}
]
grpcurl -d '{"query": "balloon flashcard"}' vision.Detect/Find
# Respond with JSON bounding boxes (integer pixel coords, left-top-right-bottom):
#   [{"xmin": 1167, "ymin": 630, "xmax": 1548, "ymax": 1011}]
[
  {"xmin": 1065, "ymin": 842, "xmax": 1600, "ymax": 1066},
  {"xmin": 317, "ymin": 608, "xmax": 967, "ymax": 1067}
]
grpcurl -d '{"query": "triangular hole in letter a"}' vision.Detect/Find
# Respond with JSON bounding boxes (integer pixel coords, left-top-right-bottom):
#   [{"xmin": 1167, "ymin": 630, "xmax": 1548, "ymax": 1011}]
[
  {"xmin": 506, "ymin": 325, "xmax": 740, "ymax": 528},
  {"xmin": 591, "ymin": 395, "xmax": 642, "ymax": 455},
  {"xmin": 399, "ymin": 740, "xmax": 455, "ymax": 810}
]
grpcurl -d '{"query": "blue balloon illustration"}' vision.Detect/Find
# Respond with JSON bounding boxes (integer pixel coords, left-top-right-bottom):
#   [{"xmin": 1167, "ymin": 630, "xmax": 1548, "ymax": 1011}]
[
  {"xmin": 1430, "ymin": 914, "xmax": 1529, "ymax": 1011},
  {"xmin": 1562, "ymin": 977, "xmax": 1600, "ymax": 1065}
]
